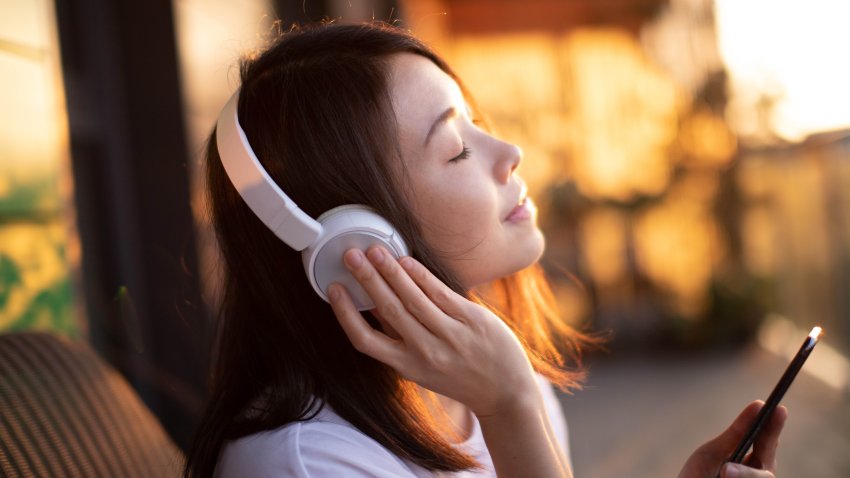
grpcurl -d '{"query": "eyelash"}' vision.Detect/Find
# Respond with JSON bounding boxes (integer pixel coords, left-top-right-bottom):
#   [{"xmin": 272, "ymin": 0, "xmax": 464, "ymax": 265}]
[{"xmin": 449, "ymin": 144, "xmax": 471, "ymax": 163}]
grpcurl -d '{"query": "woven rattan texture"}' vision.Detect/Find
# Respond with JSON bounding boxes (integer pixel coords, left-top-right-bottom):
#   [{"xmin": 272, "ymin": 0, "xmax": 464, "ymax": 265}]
[{"xmin": 0, "ymin": 332, "xmax": 183, "ymax": 477}]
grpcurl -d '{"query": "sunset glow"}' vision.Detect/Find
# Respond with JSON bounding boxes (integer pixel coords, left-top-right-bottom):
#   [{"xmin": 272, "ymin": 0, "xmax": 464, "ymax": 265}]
[{"xmin": 715, "ymin": 0, "xmax": 850, "ymax": 142}]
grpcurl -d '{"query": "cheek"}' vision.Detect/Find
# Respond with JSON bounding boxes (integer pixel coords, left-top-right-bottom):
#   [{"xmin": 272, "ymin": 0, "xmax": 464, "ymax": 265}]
[
  {"xmin": 415, "ymin": 186, "xmax": 496, "ymax": 257},
  {"xmin": 416, "ymin": 178, "xmax": 486, "ymax": 223}
]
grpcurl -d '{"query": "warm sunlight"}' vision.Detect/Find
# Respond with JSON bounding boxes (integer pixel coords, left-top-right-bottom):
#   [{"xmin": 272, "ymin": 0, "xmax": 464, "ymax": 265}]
[
  {"xmin": 715, "ymin": 0, "xmax": 850, "ymax": 142},
  {"xmin": 0, "ymin": 0, "xmax": 67, "ymax": 172},
  {"xmin": 448, "ymin": 29, "xmax": 681, "ymax": 202},
  {"xmin": 633, "ymin": 173, "xmax": 724, "ymax": 317}
]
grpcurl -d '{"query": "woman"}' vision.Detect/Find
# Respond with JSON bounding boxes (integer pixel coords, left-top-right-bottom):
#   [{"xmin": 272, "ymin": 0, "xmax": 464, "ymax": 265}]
[{"xmin": 185, "ymin": 22, "xmax": 786, "ymax": 478}]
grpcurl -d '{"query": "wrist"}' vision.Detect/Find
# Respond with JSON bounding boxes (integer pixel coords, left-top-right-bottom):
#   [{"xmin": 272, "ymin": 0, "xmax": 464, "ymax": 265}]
[{"xmin": 473, "ymin": 386, "xmax": 543, "ymax": 424}]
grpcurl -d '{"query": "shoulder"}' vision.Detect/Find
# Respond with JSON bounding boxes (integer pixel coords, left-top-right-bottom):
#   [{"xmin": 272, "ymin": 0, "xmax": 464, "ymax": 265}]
[{"xmin": 215, "ymin": 407, "xmax": 426, "ymax": 478}]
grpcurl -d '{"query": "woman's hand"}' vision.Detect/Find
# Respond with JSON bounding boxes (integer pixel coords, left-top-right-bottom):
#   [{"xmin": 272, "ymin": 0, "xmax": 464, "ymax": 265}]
[
  {"xmin": 678, "ymin": 401, "xmax": 787, "ymax": 478},
  {"xmin": 329, "ymin": 245, "xmax": 571, "ymax": 477},
  {"xmin": 327, "ymin": 245, "xmax": 538, "ymax": 418}
]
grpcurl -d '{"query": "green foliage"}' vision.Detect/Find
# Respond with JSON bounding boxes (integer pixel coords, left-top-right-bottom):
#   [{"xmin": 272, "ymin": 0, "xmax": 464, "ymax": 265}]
[{"xmin": 0, "ymin": 254, "xmax": 23, "ymax": 309}]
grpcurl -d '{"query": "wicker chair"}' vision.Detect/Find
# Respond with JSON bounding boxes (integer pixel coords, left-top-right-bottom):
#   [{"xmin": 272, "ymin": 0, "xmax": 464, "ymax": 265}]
[{"xmin": 0, "ymin": 332, "xmax": 184, "ymax": 477}]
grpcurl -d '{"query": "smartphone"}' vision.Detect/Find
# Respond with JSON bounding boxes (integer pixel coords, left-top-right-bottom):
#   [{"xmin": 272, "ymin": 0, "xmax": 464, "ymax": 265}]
[{"xmin": 728, "ymin": 326, "xmax": 823, "ymax": 464}]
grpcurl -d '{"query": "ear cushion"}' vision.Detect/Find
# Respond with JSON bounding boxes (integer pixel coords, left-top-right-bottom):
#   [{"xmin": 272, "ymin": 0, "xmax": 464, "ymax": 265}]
[{"xmin": 302, "ymin": 205, "xmax": 409, "ymax": 310}]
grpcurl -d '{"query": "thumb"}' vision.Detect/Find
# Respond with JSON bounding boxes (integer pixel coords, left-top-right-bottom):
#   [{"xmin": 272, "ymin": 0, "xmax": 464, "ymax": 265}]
[{"xmin": 708, "ymin": 401, "xmax": 764, "ymax": 453}]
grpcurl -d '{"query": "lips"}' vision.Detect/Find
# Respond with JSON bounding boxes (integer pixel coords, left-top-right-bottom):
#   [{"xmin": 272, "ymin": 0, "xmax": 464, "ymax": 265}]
[
  {"xmin": 503, "ymin": 181, "xmax": 529, "ymax": 221},
  {"xmin": 507, "ymin": 195, "xmax": 539, "ymax": 222}
]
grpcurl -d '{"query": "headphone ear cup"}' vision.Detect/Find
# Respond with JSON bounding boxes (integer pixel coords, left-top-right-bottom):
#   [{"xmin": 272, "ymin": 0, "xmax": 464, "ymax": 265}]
[{"xmin": 302, "ymin": 205, "xmax": 409, "ymax": 311}]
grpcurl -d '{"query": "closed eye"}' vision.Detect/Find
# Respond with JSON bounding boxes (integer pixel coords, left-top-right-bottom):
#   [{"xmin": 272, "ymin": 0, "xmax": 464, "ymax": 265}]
[{"xmin": 449, "ymin": 144, "xmax": 471, "ymax": 163}]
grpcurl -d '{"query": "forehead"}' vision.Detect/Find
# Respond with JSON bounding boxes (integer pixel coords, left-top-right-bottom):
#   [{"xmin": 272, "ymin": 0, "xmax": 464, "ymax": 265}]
[{"xmin": 388, "ymin": 53, "xmax": 465, "ymax": 134}]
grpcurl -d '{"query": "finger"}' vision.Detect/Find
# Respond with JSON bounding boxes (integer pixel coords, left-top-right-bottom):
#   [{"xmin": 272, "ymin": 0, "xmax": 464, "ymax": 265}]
[
  {"xmin": 365, "ymin": 245, "xmax": 457, "ymax": 337},
  {"xmin": 398, "ymin": 255, "xmax": 469, "ymax": 319},
  {"xmin": 721, "ymin": 462, "xmax": 776, "ymax": 478},
  {"xmin": 343, "ymin": 248, "xmax": 432, "ymax": 340},
  {"xmin": 715, "ymin": 401, "xmax": 764, "ymax": 447},
  {"xmin": 699, "ymin": 400, "xmax": 763, "ymax": 468},
  {"xmin": 328, "ymin": 282, "xmax": 404, "ymax": 367},
  {"xmin": 746, "ymin": 405, "xmax": 787, "ymax": 472}
]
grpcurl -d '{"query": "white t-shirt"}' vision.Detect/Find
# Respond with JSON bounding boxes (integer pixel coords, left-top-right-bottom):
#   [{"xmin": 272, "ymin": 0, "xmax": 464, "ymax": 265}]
[{"xmin": 215, "ymin": 375, "xmax": 570, "ymax": 477}]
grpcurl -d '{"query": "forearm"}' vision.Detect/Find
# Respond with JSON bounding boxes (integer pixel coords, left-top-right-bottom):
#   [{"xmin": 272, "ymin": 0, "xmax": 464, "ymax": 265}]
[{"xmin": 476, "ymin": 393, "xmax": 572, "ymax": 478}]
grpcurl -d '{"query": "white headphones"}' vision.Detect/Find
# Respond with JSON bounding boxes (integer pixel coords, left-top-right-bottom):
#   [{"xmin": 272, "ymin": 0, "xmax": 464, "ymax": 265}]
[{"xmin": 215, "ymin": 90, "xmax": 409, "ymax": 310}]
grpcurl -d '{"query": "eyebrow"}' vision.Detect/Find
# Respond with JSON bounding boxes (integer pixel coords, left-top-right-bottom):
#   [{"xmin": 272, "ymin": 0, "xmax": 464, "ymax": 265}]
[{"xmin": 423, "ymin": 107, "xmax": 458, "ymax": 147}]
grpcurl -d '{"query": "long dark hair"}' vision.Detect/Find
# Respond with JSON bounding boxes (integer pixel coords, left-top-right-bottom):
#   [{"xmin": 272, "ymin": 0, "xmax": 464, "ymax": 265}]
[{"xmin": 184, "ymin": 21, "xmax": 594, "ymax": 477}]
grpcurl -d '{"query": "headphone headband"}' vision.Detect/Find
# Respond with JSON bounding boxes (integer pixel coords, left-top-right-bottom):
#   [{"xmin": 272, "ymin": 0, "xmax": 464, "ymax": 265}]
[
  {"xmin": 215, "ymin": 90, "xmax": 322, "ymax": 251},
  {"xmin": 215, "ymin": 89, "xmax": 409, "ymax": 310}
]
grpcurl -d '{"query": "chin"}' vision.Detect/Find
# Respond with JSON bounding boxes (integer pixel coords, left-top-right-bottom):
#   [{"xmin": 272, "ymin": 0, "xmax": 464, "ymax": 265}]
[
  {"xmin": 531, "ymin": 229, "xmax": 546, "ymax": 260},
  {"xmin": 513, "ymin": 229, "xmax": 546, "ymax": 273},
  {"xmin": 518, "ymin": 227, "xmax": 546, "ymax": 267}
]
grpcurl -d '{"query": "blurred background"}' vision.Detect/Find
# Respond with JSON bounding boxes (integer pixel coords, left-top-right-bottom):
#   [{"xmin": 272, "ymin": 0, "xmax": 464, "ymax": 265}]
[{"xmin": 1, "ymin": 0, "xmax": 848, "ymax": 476}]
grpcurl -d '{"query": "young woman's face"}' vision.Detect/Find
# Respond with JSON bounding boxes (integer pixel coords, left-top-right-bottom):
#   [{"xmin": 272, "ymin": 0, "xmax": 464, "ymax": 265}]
[{"xmin": 388, "ymin": 53, "xmax": 545, "ymax": 289}]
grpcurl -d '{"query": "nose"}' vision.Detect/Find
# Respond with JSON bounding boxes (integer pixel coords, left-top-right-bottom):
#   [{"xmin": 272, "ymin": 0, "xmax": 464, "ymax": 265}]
[{"xmin": 495, "ymin": 141, "xmax": 522, "ymax": 184}]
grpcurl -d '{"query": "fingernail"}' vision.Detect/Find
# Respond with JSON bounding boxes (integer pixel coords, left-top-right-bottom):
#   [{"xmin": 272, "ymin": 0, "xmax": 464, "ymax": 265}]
[
  {"xmin": 367, "ymin": 246, "xmax": 384, "ymax": 264},
  {"xmin": 344, "ymin": 249, "xmax": 363, "ymax": 268},
  {"xmin": 722, "ymin": 463, "xmax": 742, "ymax": 478},
  {"xmin": 328, "ymin": 284, "xmax": 340, "ymax": 301},
  {"xmin": 400, "ymin": 257, "xmax": 413, "ymax": 270}
]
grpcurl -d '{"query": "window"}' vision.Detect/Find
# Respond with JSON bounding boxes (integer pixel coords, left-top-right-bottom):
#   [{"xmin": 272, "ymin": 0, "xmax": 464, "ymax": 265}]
[{"xmin": 0, "ymin": 0, "xmax": 78, "ymax": 335}]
